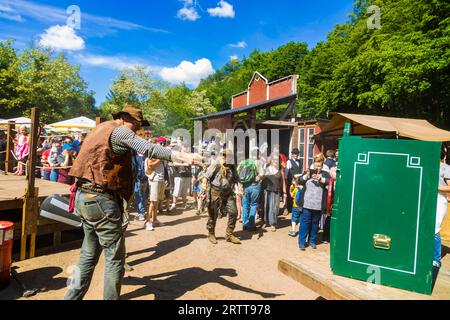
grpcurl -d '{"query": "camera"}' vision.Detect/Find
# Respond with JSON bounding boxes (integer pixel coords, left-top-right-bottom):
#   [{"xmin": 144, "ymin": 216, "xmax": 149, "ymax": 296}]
[{"xmin": 309, "ymin": 168, "xmax": 318, "ymax": 175}]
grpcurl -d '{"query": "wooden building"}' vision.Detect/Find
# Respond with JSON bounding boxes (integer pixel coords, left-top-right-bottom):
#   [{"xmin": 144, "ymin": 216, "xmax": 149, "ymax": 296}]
[{"xmin": 193, "ymin": 71, "xmax": 334, "ymax": 170}]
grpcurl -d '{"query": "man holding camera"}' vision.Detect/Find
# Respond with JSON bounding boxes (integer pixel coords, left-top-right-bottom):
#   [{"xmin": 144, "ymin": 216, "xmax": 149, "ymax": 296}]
[{"xmin": 296, "ymin": 153, "xmax": 331, "ymax": 251}]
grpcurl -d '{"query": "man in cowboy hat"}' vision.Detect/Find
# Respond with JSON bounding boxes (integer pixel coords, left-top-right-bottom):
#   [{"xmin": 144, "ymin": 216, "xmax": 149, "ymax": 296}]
[
  {"xmin": 65, "ymin": 103, "xmax": 202, "ymax": 300},
  {"xmin": 203, "ymin": 148, "xmax": 241, "ymax": 245}
]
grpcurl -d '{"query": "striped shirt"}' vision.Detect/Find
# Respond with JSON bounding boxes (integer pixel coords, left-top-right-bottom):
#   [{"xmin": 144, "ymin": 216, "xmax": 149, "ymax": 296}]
[{"xmin": 110, "ymin": 126, "xmax": 172, "ymax": 161}]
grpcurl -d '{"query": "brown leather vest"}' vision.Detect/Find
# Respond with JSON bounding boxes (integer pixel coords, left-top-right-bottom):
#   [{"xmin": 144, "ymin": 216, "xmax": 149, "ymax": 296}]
[{"xmin": 69, "ymin": 121, "xmax": 133, "ymax": 201}]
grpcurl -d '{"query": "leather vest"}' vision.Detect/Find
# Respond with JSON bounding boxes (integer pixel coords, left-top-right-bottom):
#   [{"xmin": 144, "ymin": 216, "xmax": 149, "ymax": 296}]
[{"xmin": 69, "ymin": 121, "xmax": 133, "ymax": 201}]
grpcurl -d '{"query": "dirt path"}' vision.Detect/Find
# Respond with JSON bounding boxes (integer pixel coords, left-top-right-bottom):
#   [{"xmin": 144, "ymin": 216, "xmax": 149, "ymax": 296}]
[{"xmin": 0, "ymin": 202, "xmax": 320, "ymax": 300}]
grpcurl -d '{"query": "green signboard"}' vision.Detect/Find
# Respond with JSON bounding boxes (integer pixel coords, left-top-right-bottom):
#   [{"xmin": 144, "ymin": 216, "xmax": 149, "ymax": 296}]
[{"xmin": 330, "ymin": 132, "xmax": 440, "ymax": 295}]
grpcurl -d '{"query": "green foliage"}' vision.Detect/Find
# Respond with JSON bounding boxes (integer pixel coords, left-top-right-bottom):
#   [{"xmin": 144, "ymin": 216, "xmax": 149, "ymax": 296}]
[
  {"xmin": 298, "ymin": 0, "xmax": 450, "ymax": 128},
  {"xmin": 0, "ymin": 40, "xmax": 97, "ymax": 123},
  {"xmin": 99, "ymin": 68, "xmax": 216, "ymax": 136},
  {"xmin": 198, "ymin": 42, "xmax": 308, "ymax": 112},
  {"xmin": 197, "ymin": 0, "xmax": 450, "ymax": 129}
]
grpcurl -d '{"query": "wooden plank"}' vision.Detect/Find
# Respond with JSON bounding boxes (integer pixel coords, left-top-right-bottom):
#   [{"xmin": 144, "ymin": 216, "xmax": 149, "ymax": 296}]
[
  {"xmin": 27, "ymin": 108, "xmax": 40, "ymax": 197},
  {"xmin": 13, "ymin": 221, "xmax": 78, "ymax": 240},
  {"xmin": 0, "ymin": 175, "xmax": 70, "ymax": 203},
  {"xmin": 53, "ymin": 231, "xmax": 62, "ymax": 247},
  {"xmin": 279, "ymin": 101, "xmax": 296, "ymax": 121},
  {"xmin": 21, "ymin": 108, "xmax": 40, "ymax": 260},
  {"xmin": 278, "ymin": 247, "xmax": 443, "ymax": 300},
  {"xmin": 279, "ymin": 259, "xmax": 359, "ymax": 300},
  {"xmin": 248, "ymin": 109, "xmax": 256, "ymax": 130},
  {"xmin": 256, "ymin": 120, "xmax": 298, "ymax": 127},
  {"xmin": 0, "ymin": 199, "xmax": 22, "ymax": 211}
]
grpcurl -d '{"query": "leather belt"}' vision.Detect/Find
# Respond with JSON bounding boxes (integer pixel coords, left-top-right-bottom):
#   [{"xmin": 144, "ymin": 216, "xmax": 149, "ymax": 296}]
[{"xmin": 79, "ymin": 183, "xmax": 112, "ymax": 195}]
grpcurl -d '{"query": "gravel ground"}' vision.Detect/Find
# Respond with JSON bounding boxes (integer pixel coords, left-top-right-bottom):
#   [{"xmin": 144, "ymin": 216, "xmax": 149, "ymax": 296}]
[{"xmin": 0, "ymin": 202, "xmax": 320, "ymax": 300}]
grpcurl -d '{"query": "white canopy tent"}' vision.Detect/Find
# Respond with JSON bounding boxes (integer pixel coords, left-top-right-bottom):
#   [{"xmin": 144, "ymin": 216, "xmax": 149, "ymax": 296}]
[
  {"xmin": 0, "ymin": 117, "xmax": 32, "ymax": 128},
  {"xmin": 45, "ymin": 117, "xmax": 96, "ymax": 132}
]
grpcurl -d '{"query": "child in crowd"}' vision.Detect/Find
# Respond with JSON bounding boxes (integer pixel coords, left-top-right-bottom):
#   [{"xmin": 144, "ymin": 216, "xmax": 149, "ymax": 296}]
[
  {"xmin": 49, "ymin": 146, "xmax": 61, "ymax": 182},
  {"xmin": 288, "ymin": 176, "xmax": 302, "ymax": 237},
  {"xmin": 14, "ymin": 125, "xmax": 30, "ymax": 176}
]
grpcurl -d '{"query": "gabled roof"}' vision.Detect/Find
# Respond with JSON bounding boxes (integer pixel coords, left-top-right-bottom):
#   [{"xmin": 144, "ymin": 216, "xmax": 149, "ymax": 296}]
[
  {"xmin": 248, "ymin": 71, "xmax": 268, "ymax": 89},
  {"xmin": 193, "ymin": 93, "xmax": 297, "ymax": 121}
]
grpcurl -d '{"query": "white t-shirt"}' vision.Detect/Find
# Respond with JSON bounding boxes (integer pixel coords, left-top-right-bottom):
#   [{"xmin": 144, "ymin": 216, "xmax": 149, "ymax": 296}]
[
  {"xmin": 436, "ymin": 163, "xmax": 450, "ymax": 234},
  {"xmin": 145, "ymin": 158, "xmax": 165, "ymax": 182}
]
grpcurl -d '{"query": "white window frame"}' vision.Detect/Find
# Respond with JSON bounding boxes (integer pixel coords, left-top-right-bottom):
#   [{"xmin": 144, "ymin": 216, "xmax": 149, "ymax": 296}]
[
  {"xmin": 298, "ymin": 128, "xmax": 306, "ymax": 171},
  {"xmin": 306, "ymin": 127, "xmax": 315, "ymax": 169}
]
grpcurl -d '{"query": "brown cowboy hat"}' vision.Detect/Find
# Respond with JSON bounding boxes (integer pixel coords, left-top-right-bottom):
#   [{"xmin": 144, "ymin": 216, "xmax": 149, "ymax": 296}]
[{"xmin": 112, "ymin": 104, "xmax": 150, "ymax": 127}]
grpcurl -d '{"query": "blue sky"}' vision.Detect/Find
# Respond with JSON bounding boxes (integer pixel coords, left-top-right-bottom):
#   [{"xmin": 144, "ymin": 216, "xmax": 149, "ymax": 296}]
[{"xmin": 0, "ymin": 0, "xmax": 355, "ymax": 107}]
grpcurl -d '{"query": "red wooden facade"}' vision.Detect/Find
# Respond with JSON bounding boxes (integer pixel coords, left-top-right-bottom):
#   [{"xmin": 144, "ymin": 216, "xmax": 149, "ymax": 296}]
[{"xmin": 231, "ymin": 72, "xmax": 298, "ymax": 109}]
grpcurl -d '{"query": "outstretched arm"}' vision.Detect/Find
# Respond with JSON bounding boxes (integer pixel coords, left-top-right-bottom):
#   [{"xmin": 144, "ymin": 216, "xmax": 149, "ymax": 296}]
[
  {"xmin": 110, "ymin": 126, "xmax": 202, "ymax": 165},
  {"xmin": 216, "ymin": 277, "xmax": 283, "ymax": 299}
]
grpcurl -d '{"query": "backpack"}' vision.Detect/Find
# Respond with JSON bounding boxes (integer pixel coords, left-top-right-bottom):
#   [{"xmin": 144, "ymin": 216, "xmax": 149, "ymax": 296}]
[
  {"xmin": 237, "ymin": 159, "xmax": 257, "ymax": 184},
  {"xmin": 210, "ymin": 164, "xmax": 232, "ymax": 192},
  {"xmin": 295, "ymin": 186, "xmax": 303, "ymax": 207}
]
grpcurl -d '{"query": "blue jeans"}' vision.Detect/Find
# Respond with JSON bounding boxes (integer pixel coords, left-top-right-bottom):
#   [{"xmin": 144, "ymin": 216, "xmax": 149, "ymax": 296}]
[
  {"xmin": 291, "ymin": 207, "xmax": 301, "ymax": 224},
  {"xmin": 242, "ymin": 183, "xmax": 261, "ymax": 228},
  {"xmin": 42, "ymin": 170, "xmax": 51, "ymax": 181},
  {"xmin": 299, "ymin": 208, "xmax": 321, "ymax": 247},
  {"xmin": 134, "ymin": 179, "xmax": 148, "ymax": 215},
  {"xmin": 434, "ymin": 233, "xmax": 442, "ymax": 265},
  {"xmin": 64, "ymin": 190, "xmax": 125, "ymax": 300},
  {"xmin": 50, "ymin": 169, "xmax": 58, "ymax": 182}
]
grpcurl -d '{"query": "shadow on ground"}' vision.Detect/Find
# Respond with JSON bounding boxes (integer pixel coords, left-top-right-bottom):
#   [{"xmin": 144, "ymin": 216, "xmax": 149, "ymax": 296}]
[
  {"xmin": 0, "ymin": 266, "xmax": 66, "ymax": 300},
  {"xmin": 122, "ymin": 267, "xmax": 284, "ymax": 300},
  {"xmin": 127, "ymin": 234, "xmax": 207, "ymax": 267},
  {"xmin": 442, "ymin": 244, "xmax": 450, "ymax": 259},
  {"xmin": 160, "ymin": 214, "xmax": 208, "ymax": 227}
]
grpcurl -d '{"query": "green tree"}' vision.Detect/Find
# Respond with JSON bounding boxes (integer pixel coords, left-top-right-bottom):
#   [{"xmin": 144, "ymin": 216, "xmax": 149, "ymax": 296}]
[
  {"xmin": 0, "ymin": 40, "xmax": 20, "ymax": 117},
  {"xmin": 298, "ymin": 0, "xmax": 450, "ymax": 128},
  {"xmin": 0, "ymin": 41, "xmax": 97, "ymax": 123}
]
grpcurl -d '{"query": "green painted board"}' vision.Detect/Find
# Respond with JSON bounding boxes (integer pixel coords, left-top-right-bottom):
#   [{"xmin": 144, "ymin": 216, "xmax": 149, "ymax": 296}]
[{"xmin": 330, "ymin": 135, "xmax": 440, "ymax": 295}]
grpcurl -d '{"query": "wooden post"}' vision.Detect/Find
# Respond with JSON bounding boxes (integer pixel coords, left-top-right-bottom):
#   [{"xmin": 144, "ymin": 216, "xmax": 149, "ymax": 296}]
[
  {"xmin": 249, "ymin": 109, "xmax": 257, "ymax": 130},
  {"xmin": 5, "ymin": 121, "xmax": 15, "ymax": 173},
  {"xmin": 96, "ymin": 117, "xmax": 103, "ymax": 126},
  {"xmin": 20, "ymin": 107, "xmax": 40, "ymax": 260}
]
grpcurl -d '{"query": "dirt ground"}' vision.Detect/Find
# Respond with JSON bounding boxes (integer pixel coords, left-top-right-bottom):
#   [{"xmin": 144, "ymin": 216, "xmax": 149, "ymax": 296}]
[{"xmin": 0, "ymin": 201, "xmax": 321, "ymax": 300}]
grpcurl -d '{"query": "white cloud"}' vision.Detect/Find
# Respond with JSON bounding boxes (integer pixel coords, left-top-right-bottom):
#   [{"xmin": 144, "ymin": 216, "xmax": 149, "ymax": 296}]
[
  {"xmin": 0, "ymin": 0, "xmax": 169, "ymax": 35},
  {"xmin": 159, "ymin": 58, "xmax": 214, "ymax": 86},
  {"xmin": 207, "ymin": 1, "xmax": 235, "ymax": 18},
  {"xmin": 0, "ymin": 4, "xmax": 24, "ymax": 22},
  {"xmin": 38, "ymin": 25, "xmax": 85, "ymax": 51},
  {"xmin": 229, "ymin": 40, "xmax": 247, "ymax": 48},
  {"xmin": 229, "ymin": 55, "xmax": 239, "ymax": 61},
  {"xmin": 75, "ymin": 54, "xmax": 161, "ymax": 72},
  {"xmin": 177, "ymin": 0, "xmax": 200, "ymax": 21}
]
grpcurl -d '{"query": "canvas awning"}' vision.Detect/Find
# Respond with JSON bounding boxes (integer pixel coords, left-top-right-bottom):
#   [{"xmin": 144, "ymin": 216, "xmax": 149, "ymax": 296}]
[
  {"xmin": 0, "ymin": 117, "xmax": 32, "ymax": 128},
  {"xmin": 46, "ymin": 117, "xmax": 95, "ymax": 129},
  {"xmin": 316, "ymin": 113, "xmax": 450, "ymax": 142}
]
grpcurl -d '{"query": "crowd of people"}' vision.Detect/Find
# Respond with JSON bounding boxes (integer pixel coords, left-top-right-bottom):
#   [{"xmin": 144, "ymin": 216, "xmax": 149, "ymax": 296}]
[
  {"xmin": 1, "ymin": 124, "xmax": 448, "ymax": 262},
  {"xmin": 128, "ymin": 132, "xmax": 340, "ymax": 249},
  {"xmin": 0, "ymin": 125, "xmax": 88, "ymax": 184}
]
